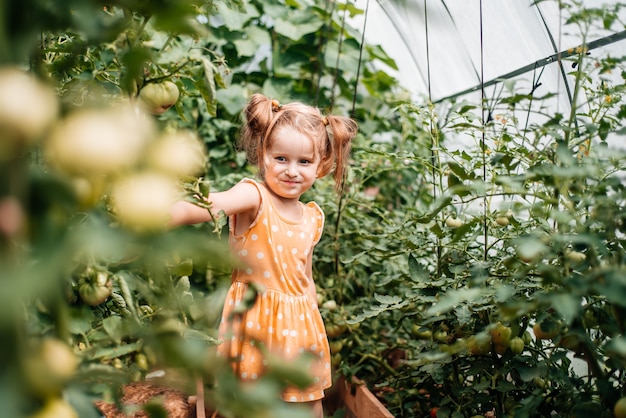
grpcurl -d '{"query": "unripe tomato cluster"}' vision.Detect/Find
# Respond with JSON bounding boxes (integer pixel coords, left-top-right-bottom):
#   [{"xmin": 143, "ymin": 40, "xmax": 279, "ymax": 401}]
[
  {"xmin": 0, "ymin": 67, "xmax": 198, "ymax": 233},
  {"xmin": 466, "ymin": 322, "xmax": 527, "ymax": 356},
  {"xmin": 5, "ymin": 69, "xmax": 210, "ymax": 232}
]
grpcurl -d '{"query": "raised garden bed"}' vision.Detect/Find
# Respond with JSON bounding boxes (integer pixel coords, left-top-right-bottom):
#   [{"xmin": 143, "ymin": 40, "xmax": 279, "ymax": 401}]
[{"xmin": 325, "ymin": 376, "xmax": 394, "ymax": 418}]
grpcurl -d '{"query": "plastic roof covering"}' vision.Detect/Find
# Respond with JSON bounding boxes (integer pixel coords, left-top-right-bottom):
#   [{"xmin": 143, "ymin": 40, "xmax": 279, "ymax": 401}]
[{"xmin": 355, "ymin": 0, "xmax": 626, "ymax": 117}]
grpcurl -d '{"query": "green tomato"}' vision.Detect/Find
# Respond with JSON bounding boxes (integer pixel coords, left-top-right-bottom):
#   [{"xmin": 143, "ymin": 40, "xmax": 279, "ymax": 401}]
[
  {"xmin": 29, "ymin": 397, "xmax": 77, "ymax": 418},
  {"xmin": 329, "ymin": 340, "xmax": 344, "ymax": 354},
  {"xmin": 495, "ymin": 216, "xmax": 510, "ymax": 226},
  {"xmin": 445, "ymin": 217, "xmax": 463, "ymax": 228},
  {"xmin": 509, "ymin": 336, "xmax": 525, "ymax": 354},
  {"xmin": 78, "ymin": 271, "xmax": 112, "ymax": 306},
  {"xmin": 138, "ymin": 81, "xmax": 180, "ymax": 115},
  {"xmin": 23, "ymin": 338, "xmax": 78, "ymax": 397}
]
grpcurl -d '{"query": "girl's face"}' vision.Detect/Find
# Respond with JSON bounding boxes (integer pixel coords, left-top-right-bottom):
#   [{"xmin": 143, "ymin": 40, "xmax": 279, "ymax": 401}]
[{"xmin": 263, "ymin": 125, "xmax": 321, "ymax": 202}]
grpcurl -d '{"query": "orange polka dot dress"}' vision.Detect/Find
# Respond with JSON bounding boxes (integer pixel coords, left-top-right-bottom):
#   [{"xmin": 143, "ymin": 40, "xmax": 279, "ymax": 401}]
[{"xmin": 217, "ymin": 179, "xmax": 332, "ymax": 402}]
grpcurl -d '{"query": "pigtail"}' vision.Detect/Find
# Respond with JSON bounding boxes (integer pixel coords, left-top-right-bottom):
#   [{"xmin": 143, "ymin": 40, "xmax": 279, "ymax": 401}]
[
  {"xmin": 325, "ymin": 115, "xmax": 358, "ymax": 193},
  {"xmin": 238, "ymin": 94, "xmax": 275, "ymax": 166}
]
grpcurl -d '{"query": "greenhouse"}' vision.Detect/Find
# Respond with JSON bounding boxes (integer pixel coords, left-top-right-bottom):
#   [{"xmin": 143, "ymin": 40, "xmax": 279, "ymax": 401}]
[{"xmin": 0, "ymin": 0, "xmax": 625, "ymax": 417}]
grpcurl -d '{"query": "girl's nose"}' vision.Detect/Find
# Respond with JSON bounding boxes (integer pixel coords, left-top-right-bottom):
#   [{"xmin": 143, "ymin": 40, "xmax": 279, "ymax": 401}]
[{"xmin": 285, "ymin": 164, "xmax": 298, "ymax": 177}]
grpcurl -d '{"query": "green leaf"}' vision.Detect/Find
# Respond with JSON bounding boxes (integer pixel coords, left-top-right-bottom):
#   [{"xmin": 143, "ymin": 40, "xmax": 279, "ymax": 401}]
[
  {"xmin": 89, "ymin": 341, "xmax": 142, "ymax": 361},
  {"xmin": 218, "ymin": 2, "xmax": 260, "ymax": 31},
  {"xmin": 552, "ymin": 293, "xmax": 580, "ymax": 324},
  {"xmin": 323, "ymin": 39, "xmax": 362, "ymax": 73},
  {"xmin": 68, "ymin": 306, "xmax": 96, "ymax": 335},
  {"xmin": 272, "ymin": 13, "xmax": 324, "ymax": 41},
  {"xmin": 194, "ymin": 56, "xmax": 218, "ymax": 116},
  {"xmin": 374, "ymin": 293, "xmax": 402, "ymax": 305},
  {"xmin": 216, "ymin": 83, "xmax": 247, "ymax": 115},
  {"xmin": 103, "ymin": 316, "xmax": 124, "ymax": 344},
  {"xmin": 415, "ymin": 196, "xmax": 453, "ymax": 223},
  {"xmin": 234, "ymin": 26, "xmax": 271, "ymax": 57},
  {"xmin": 448, "ymin": 161, "xmax": 475, "ymax": 180},
  {"xmin": 426, "ymin": 288, "xmax": 483, "ymax": 315}
]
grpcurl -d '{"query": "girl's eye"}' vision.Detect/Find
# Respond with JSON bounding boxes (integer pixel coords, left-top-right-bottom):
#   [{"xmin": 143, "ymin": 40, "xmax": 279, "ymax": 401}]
[
  {"xmin": 300, "ymin": 159, "xmax": 310, "ymax": 164},
  {"xmin": 276, "ymin": 156, "xmax": 286, "ymax": 162}
]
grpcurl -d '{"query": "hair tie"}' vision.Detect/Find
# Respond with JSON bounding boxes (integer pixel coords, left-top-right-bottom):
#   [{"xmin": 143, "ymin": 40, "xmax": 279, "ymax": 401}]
[
  {"xmin": 322, "ymin": 116, "xmax": 329, "ymax": 126},
  {"xmin": 271, "ymin": 99, "xmax": 282, "ymax": 112}
]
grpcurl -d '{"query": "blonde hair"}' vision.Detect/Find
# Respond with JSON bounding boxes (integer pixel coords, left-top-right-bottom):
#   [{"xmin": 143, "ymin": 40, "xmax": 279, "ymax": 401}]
[{"xmin": 238, "ymin": 94, "xmax": 358, "ymax": 192}]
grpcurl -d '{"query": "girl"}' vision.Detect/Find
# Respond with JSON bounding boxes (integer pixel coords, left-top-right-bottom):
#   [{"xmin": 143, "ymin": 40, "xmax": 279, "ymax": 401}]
[{"xmin": 169, "ymin": 94, "xmax": 358, "ymax": 417}]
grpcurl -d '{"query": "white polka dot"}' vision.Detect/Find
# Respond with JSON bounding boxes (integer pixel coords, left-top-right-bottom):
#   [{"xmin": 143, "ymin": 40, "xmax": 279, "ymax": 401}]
[
  {"xmin": 246, "ymin": 268, "xmax": 253, "ymax": 274},
  {"xmin": 265, "ymin": 308, "xmax": 270, "ymax": 315},
  {"xmin": 263, "ymin": 219, "xmax": 268, "ymax": 225},
  {"xmin": 282, "ymin": 263, "xmax": 288, "ymax": 269},
  {"xmin": 282, "ymin": 329, "xmax": 289, "ymax": 336},
  {"xmin": 304, "ymin": 249, "xmax": 310, "ymax": 255},
  {"xmin": 287, "ymin": 230, "xmax": 293, "ymax": 237},
  {"xmin": 300, "ymin": 232, "xmax": 306, "ymax": 239},
  {"xmin": 257, "ymin": 252, "xmax": 264, "ymax": 259},
  {"xmin": 246, "ymin": 321, "xmax": 253, "ymax": 328},
  {"xmin": 252, "ymin": 373, "xmax": 258, "ymax": 379},
  {"xmin": 280, "ymin": 275, "xmax": 286, "ymax": 282},
  {"xmin": 290, "ymin": 396, "xmax": 297, "ymax": 402},
  {"xmin": 268, "ymin": 326, "xmax": 274, "ymax": 333},
  {"xmin": 292, "ymin": 248, "xmax": 298, "ymax": 255},
  {"xmin": 299, "ymin": 314, "xmax": 305, "ymax": 321},
  {"xmin": 240, "ymin": 249, "xmax": 248, "ymax": 256},
  {"xmin": 242, "ymin": 372, "xmax": 248, "ymax": 378},
  {"xmin": 277, "ymin": 245, "xmax": 283, "ymax": 252},
  {"xmin": 264, "ymin": 271, "xmax": 270, "ymax": 278},
  {"xmin": 309, "ymin": 394, "xmax": 315, "ymax": 400},
  {"xmin": 272, "ymin": 225, "xmax": 279, "ymax": 232},
  {"xmin": 251, "ymin": 234, "xmax": 258, "ymax": 241},
  {"xmin": 290, "ymin": 330, "xmax": 297, "ymax": 337},
  {"xmin": 277, "ymin": 313, "xmax": 283, "ymax": 320},
  {"xmin": 228, "ymin": 300, "xmax": 234, "ymax": 305}
]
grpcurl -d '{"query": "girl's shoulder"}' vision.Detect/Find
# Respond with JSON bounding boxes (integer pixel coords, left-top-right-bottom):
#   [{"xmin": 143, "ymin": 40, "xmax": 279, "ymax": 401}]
[{"xmin": 304, "ymin": 200, "xmax": 324, "ymax": 217}]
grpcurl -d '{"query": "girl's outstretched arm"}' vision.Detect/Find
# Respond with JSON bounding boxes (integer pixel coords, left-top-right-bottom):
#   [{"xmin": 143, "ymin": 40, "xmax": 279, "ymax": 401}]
[{"xmin": 169, "ymin": 181, "xmax": 260, "ymax": 226}]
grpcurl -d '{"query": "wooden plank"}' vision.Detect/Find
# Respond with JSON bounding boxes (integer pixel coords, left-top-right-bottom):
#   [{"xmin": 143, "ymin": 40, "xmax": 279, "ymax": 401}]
[{"xmin": 335, "ymin": 376, "xmax": 395, "ymax": 418}]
